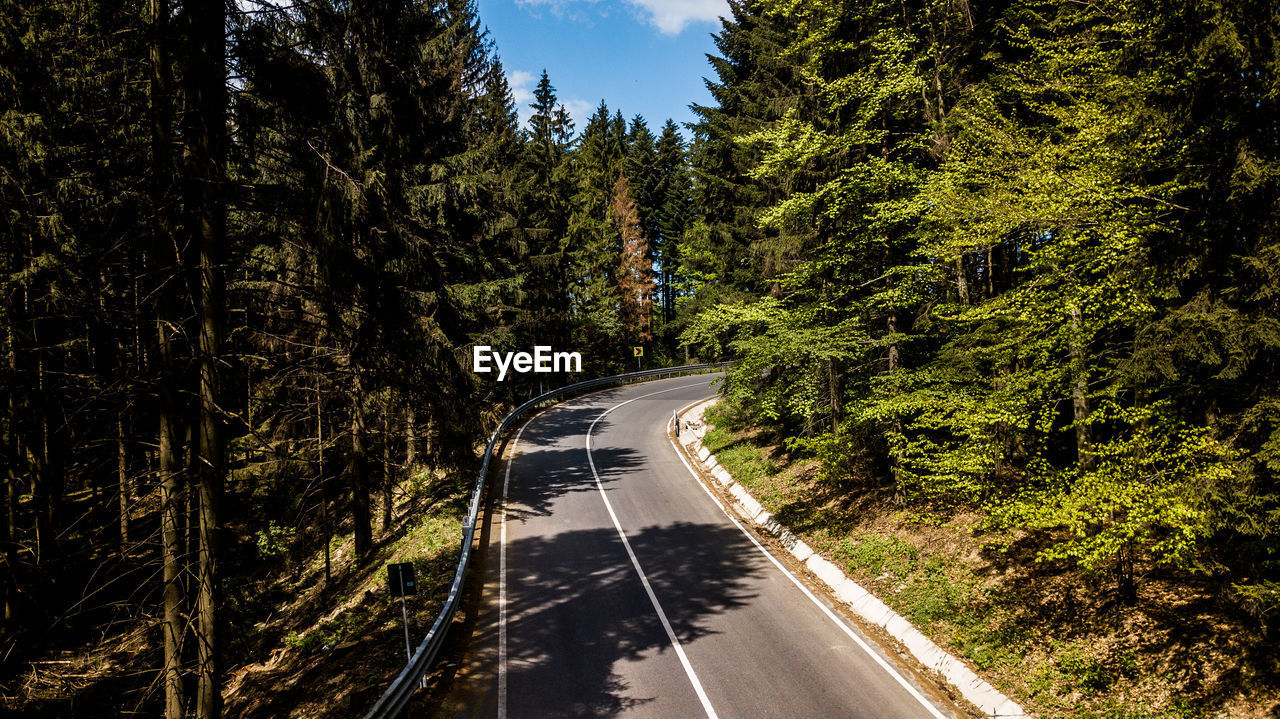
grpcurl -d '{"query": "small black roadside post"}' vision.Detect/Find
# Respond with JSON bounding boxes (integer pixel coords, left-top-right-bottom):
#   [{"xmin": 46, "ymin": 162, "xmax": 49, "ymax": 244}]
[
  {"xmin": 388, "ymin": 562, "xmax": 417, "ymax": 663},
  {"xmin": 673, "ymin": 409, "xmax": 679, "ymax": 437}
]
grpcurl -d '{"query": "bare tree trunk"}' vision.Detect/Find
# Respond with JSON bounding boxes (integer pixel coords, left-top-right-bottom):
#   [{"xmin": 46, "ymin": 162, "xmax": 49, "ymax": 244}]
[
  {"xmin": 986, "ymin": 245, "xmax": 996, "ymax": 297},
  {"xmin": 382, "ymin": 407, "xmax": 393, "ymax": 533},
  {"xmin": 315, "ymin": 377, "xmax": 330, "ymax": 585},
  {"xmin": 887, "ymin": 307, "xmax": 904, "ymax": 489},
  {"xmin": 159, "ymin": 376, "xmax": 185, "ymax": 719},
  {"xmin": 828, "ymin": 358, "xmax": 840, "ymax": 434},
  {"xmin": 118, "ymin": 410, "xmax": 129, "ymax": 551},
  {"xmin": 30, "ymin": 310, "xmax": 48, "ymax": 566},
  {"xmin": 185, "ymin": 0, "xmax": 227, "ymax": 712},
  {"xmin": 405, "ymin": 405, "xmax": 416, "ymax": 471},
  {"xmin": 349, "ymin": 376, "xmax": 373, "ymax": 562},
  {"xmin": 149, "ymin": 0, "xmax": 186, "ymax": 711},
  {"xmin": 2, "ymin": 456, "xmax": 12, "ymax": 626},
  {"xmin": 36, "ymin": 315, "xmax": 66, "ymax": 560},
  {"xmin": 1067, "ymin": 306, "xmax": 1094, "ymax": 471},
  {"xmin": 10, "ymin": 234, "xmax": 41, "ymax": 570},
  {"xmin": 955, "ymin": 255, "xmax": 970, "ymax": 306},
  {"xmin": 425, "ymin": 412, "xmax": 436, "ymax": 472},
  {"xmin": 887, "ymin": 310, "xmax": 901, "ymax": 373},
  {"xmin": 4, "ymin": 309, "xmax": 19, "ymax": 625},
  {"xmin": 2, "ymin": 411, "xmax": 12, "ymax": 626},
  {"xmin": 1116, "ymin": 541, "xmax": 1137, "ymax": 602}
]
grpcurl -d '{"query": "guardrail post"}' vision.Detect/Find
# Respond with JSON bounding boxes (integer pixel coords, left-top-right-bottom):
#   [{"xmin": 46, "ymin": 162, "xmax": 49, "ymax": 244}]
[{"xmin": 401, "ymin": 593, "xmax": 412, "ymax": 662}]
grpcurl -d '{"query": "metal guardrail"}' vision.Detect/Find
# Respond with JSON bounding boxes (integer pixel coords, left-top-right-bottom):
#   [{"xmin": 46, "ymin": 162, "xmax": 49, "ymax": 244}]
[{"xmin": 364, "ymin": 362, "xmax": 730, "ymax": 719}]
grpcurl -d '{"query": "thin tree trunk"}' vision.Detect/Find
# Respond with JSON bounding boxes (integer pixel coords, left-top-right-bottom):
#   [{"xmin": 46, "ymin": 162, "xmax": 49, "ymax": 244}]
[
  {"xmin": 382, "ymin": 407, "xmax": 393, "ymax": 533},
  {"xmin": 39, "ymin": 319, "xmax": 66, "ymax": 550},
  {"xmin": 821, "ymin": 277, "xmax": 841, "ymax": 434},
  {"xmin": 186, "ymin": 423, "xmax": 197, "ymax": 594},
  {"xmin": 405, "ymin": 405, "xmax": 416, "ymax": 471},
  {"xmin": 2, "ymin": 404, "xmax": 11, "ymax": 625},
  {"xmin": 3, "ymin": 376, "xmax": 13, "ymax": 624},
  {"xmin": 149, "ymin": 0, "xmax": 185, "ymax": 711},
  {"xmin": 185, "ymin": 0, "xmax": 227, "ymax": 712},
  {"xmin": 1116, "ymin": 541, "xmax": 1137, "ymax": 602},
  {"xmin": 671, "ymin": 268, "xmax": 677, "ymax": 323},
  {"xmin": 887, "ymin": 305, "xmax": 904, "ymax": 489},
  {"xmin": 955, "ymin": 255, "xmax": 970, "ymax": 306},
  {"xmin": 986, "ymin": 245, "xmax": 996, "ymax": 297},
  {"xmin": 11, "ymin": 234, "xmax": 37, "ymax": 571},
  {"xmin": 887, "ymin": 309, "xmax": 901, "ymax": 373},
  {"xmin": 4, "ymin": 302, "xmax": 19, "ymax": 624},
  {"xmin": 317, "ymin": 379, "xmax": 330, "ymax": 585},
  {"xmin": 828, "ymin": 358, "xmax": 840, "ymax": 434},
  {"xmin": 2, "ymin": 454, "xmax": 12, "ymax": 626},
  {"xmin": 1067, "ymin": 305, "xmax": 1094, "ymax": 471},
  {"xmin": 159, "ymin": 381, "xmax": 185, "ymax": 719},
  {"xmin": 118, "ymin": 410, "xmax": 129, "ymax": 551},
  {"xmin": 349, "ymin": 376, "xmax": 373, "ymax": 562},
  {"xmin": 425, "ymin": 412, "xmax": 435, "ymax": 469},
  {"xmin": 31, "ymin": 306, "xmax": 48, "ymax": 566}
]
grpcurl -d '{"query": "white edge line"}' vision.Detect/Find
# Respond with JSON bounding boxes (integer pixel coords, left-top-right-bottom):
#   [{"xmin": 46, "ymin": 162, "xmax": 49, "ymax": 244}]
[
  {"xmin": 498, "ymin": 418, "xmax": 532, "ymax": 719},
  {"xmin": 586, "ymin": 382, "xmax": 721, "ymax": 719},
  {"xmin": 497, "ymin": 376, "xmax": 718, "ymax": 717},
  {"xmin": 667, "ymin": 397, "xmax": 950, "ymax": 719}
]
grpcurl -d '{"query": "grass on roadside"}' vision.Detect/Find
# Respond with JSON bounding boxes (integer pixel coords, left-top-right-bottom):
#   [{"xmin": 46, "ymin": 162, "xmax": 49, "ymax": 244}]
[{"xmin": 696, "ymin": 400, "xmax": 1242, "ymax": 719}]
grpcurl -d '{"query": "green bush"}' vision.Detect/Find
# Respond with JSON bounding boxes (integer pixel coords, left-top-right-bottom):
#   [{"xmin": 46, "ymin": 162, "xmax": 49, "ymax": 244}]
[{"xmin": 255, "ymin": 521, "xmax": 295, "ymax": 560}]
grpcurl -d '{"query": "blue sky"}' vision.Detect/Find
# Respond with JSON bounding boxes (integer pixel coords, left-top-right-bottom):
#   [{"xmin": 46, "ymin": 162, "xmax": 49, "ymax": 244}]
[{"xmin": 474, "ymin": 0, "xmax": 730, "ymax": 135}]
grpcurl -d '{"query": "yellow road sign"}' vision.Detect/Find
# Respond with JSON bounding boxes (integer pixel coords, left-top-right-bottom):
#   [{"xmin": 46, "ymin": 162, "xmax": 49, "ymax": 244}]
[{"xmin": 633, "ymin": 346, "xmax": 644, "ymax": 357}]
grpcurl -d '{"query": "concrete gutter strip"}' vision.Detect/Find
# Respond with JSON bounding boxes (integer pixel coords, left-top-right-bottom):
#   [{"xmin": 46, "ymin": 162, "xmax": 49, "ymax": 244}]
[
  {"xmin": 729, "ymin": 484, "xmax": 764, "ymax": 519},
  {"xmin": 676, "ymin": 398, "xmax": 1029, "ymax": 719}
]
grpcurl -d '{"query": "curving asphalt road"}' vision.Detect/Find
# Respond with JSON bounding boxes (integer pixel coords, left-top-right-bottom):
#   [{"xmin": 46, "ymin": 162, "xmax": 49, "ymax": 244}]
[{"xmin": 432, "ymin": 374, "xmax": 956, "ymax": 719}]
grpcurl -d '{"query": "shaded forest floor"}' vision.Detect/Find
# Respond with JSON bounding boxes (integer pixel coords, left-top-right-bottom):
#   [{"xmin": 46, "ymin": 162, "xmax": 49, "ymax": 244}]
[
  {"xmin": 222, "ymin": 478, "xmax": 466, "ymax": 718},
  {"xmin": 0, "ymin": 474, "xmax": 467, "ymax": 718},
  {"xmin": 701, "ymin": 403, "xmax": 1280, "ymax": 719},
  {"xmin": 2, "ymin": 486, "xmax": 171, "ymax": 717}
]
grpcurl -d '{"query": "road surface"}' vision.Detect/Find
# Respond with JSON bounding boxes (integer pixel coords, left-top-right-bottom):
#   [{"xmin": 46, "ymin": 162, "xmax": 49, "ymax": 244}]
[{"xmin": 432, "ymin": 374, "xmax": 956, "ymax": 719}]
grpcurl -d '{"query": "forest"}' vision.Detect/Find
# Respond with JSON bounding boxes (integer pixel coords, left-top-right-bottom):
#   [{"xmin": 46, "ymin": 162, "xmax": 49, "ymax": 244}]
[
  {"xmin": 2, "ymin": 0, "xmax": 1279, "ymax": 716},
  {"xmin": 679, "ymin": 0, "xmax": 1280, "ymax": 713},
  {"xmin": 684, "ymin": 0, "xmax": 1280, "ymax": 617},
  {"xmin": 2, "ymin": 0, "xmax": 688, "ymax": 713}
]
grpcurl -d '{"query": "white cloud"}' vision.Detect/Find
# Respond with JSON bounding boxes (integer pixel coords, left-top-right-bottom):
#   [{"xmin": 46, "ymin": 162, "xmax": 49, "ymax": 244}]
[
  {"xmin": 516, "ymin": 0, "xmax": 727, "ymax": 35},
  {"xmin": 562, "ymin": 99, "xmax": 595, "ymax": 129},
  {"xmin": 628, "ymin": 0, "xmax": 726, "ymax": 35},
  {"xmin": 516, "ymin": 0, "xmax": 605, "ymax": 24},
  {"xmin": 508, "ymin": 70, "xmax": 537, "ymax": 108},
  {"xmin": 507, "ymin": 70, "xmax": 540, "ymax": 127}
]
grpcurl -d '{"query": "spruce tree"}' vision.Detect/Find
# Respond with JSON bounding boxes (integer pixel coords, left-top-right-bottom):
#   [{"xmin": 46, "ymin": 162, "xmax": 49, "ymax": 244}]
[
  {"xmin": 613, "ymin": 175, "xmax": 654, "ymax": 344},
  {"xmin": 654, "ymin": 120, "xmax": 692, "ymax": 326}
]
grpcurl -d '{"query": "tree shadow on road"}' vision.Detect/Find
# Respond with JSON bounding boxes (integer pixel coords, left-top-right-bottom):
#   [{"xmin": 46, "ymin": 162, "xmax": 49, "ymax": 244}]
[
  {"xmin": 501, "ymin": 405, "xmax": 641, "ymax": 521},
  {"xmin": 499, "ymin": 521, "xmax": 765, "ymax": 718}
]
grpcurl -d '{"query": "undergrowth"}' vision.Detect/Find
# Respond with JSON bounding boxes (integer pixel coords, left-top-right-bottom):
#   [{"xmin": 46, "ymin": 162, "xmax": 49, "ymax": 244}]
[{"xmin": 696, "ymin": 400, "xmax": 1251, "ymax": 719}]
